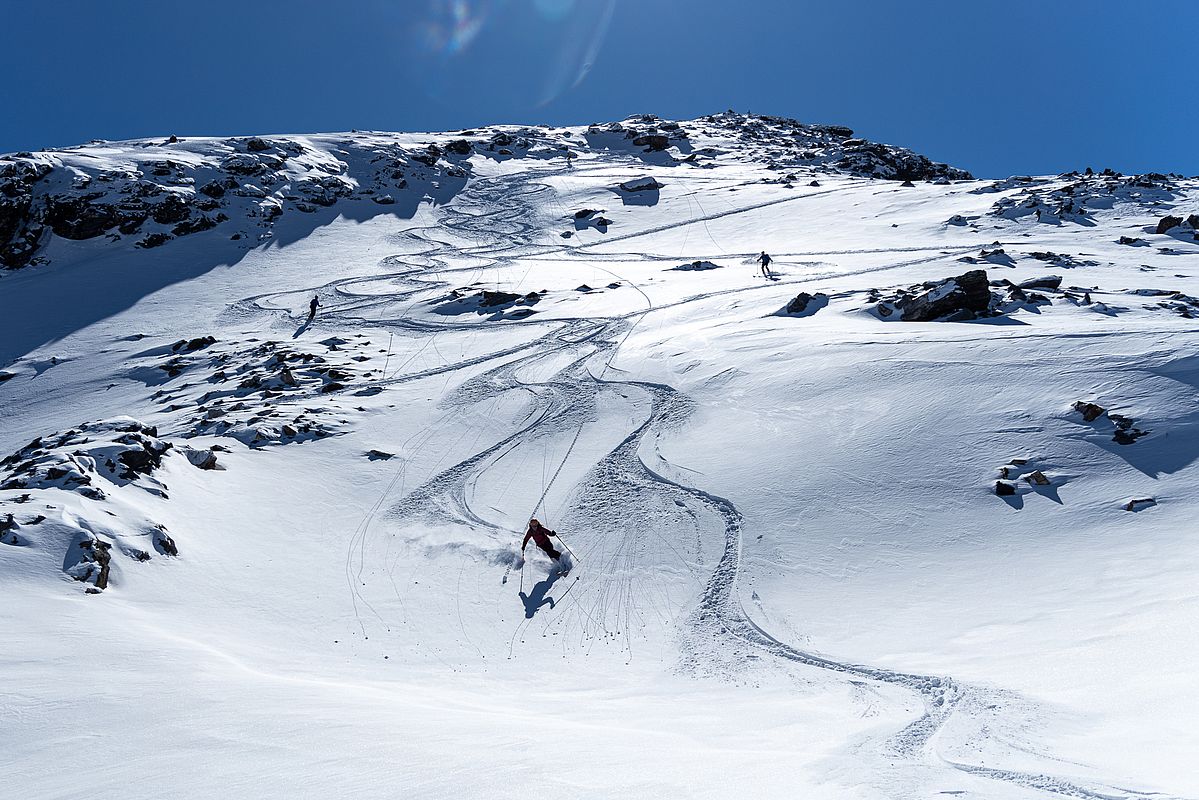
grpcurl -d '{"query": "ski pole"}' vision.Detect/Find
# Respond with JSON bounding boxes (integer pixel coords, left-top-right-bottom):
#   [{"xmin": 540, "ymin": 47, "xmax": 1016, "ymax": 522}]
[{"xmin": 555, "ymin": 533, "xmax": 580, "ymax": 563}]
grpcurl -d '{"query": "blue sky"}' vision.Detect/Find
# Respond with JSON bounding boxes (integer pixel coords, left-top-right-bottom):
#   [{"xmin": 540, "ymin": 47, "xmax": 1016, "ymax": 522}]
[{"xmin": 2, "ymin": 0, "xmax": 1195, "ymax": 178}]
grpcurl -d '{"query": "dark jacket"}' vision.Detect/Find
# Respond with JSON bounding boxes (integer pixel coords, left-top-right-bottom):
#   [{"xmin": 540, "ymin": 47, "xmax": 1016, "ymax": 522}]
[{"xmin": 522, "ymin": 525, "xmax": 557, "ymax": 550}]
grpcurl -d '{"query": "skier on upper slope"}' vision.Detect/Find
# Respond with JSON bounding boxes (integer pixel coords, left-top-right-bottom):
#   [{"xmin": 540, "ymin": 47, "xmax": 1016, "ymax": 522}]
[
  {"xmin": 307, "ymin": 295, "xmax": 319, "ymax": 321},
  {"xmin": 758, "ymin": 251, "xmax": 773, "ymax": 278}
]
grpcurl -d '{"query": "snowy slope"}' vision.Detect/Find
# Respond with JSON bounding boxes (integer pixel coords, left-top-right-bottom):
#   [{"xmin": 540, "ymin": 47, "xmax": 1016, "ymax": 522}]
[{"xmin": 2, "ymin": 113, "xmax": 1197, "ymax": 800}]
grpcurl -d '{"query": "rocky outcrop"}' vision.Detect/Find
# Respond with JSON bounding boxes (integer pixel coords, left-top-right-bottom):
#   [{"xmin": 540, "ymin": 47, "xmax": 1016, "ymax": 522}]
[
  {"xmin": 986, "ymin": 171, "xmax": 1181, "ymax": 226},
  {"xmin": 619, "ymin": 176, "xmax": 663, "ymax": 192},
  {"xmin": 1072, "ymin": 401, "xmax": 1106, "ymax": 422},
  {"xmin": 0, "ymin": 135, "xmax": 471, "ymax": 271},
  {"xmin": 783, "ymin": 292, "xmax": 828, "ymax": 315},
  {"xmin": 1, "ymin": 113, "xmax": 984, "ymax": 270},
  {"xmin": 0, "ymin": 417, "xmax": 226, "ymax": 592},
  {"xmin": 895, "ymin": 270, "xmax": 992, "ymax": 322},
  {"xmin": 1155, "ymin": 215, "xmax": 1183, "ymax": 234}
]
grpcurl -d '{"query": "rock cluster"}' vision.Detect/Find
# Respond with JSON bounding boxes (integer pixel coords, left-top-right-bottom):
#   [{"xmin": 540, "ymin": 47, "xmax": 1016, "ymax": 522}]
[
  {"xmin": 1071, "ymin": 400, "xmax": 1150, "ymax": 444},
  {"xmin": 138, "ymin": 335, "xmax": 377, "ymax": 446},
  {"xmin": 874, "ymin": 269, "xmax": 995, "ymax": 321},
  {"xmin": 982, "ymin": 171, "xmax": 1183, "ymax": 226},
  {"xmin": 697, "ymin": 111, "xmax": 972, "ymax": 181},
  {"xmin": 0, "ymin": 135, "xmax": 470, "ymax": 270},
  {"xmin": 0, "ymin": 417, "xmax": 222, "ymax": 591}
]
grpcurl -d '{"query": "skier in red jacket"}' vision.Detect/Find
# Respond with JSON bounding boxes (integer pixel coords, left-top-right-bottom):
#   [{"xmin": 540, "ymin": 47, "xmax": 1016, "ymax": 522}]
[{"xmin": 522, "ymin": 518, "xmax": 561, "ymax": 561}]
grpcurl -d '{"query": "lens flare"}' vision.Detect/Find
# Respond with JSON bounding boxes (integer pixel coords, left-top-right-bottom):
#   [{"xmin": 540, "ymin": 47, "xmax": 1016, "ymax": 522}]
[{"xmin": 401, "ymin": 0, "xmax": 616, "ymax": 117}]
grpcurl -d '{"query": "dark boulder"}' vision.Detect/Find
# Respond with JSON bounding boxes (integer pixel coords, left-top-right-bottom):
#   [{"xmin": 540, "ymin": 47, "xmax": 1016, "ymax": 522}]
[
  {"xmin": 785, "ymin": 292, "xmax": 828, "ymax": 315},
  {"xmin": 246, "ymin": 137, "xmax": 271, "ymax": 152},
  {"xmin": 136, "ymin": 232, "xmax": 173, "ymax": 249},
  {"xmin": 1072, "ymin": 401, "xmax": 1106, "ymax": 422},
  {"xmin": 480, "ymin": 290, "xmax": 522, "ymax": 307},
  {"xmin": 899, "ymin": 270, "xmax": 992, "ymax": 321},
  {"xmin": 446, "ymin": 139, "xmax": 473, "ymax": 155},
  {"xmin": 44, "ymin": 196, "xmax": 122, "ymax": 239},
  {"xmin": 412, "ymin": 144, "xmax": 443, "ymax": 166},
  {"xmin": 154, "ymin": 527, "xmax": 178, "ymax": 556},
  {"xmin": 619, "ymin": 177, "xmax": 663, "ymax": 192},
  {"xmin": 1155, "ymin": 215, "xmax": 1183, "ymax": 234},
  {"xmin": 1025, "ymin": 470, "xmax": 1051, "ymax": 486},
  {"xmin": 117, "ymin": 439, "xmax": 172, "ymax": 478},
  {"xmin": 632, "ymin": 134, "xmax": 670, "ymax": 151},
  {"xmin": 1018, "ymin": 275, "xmax": 1062, "ymax": 290},
  {"xmin": 173, "ymin": 214, "xmax": 224, "ymax": 236},
  {"xmin": 171, "ymin": 336, "xmax": 216, "ymax": 352},
  {"xmin": 1110, "ymin": 413, "xmax": 1149, "ymax": 445},
  {"xmin": 182, "ymin": 448, "xmax": 220, "ymax": 470},
  {"xmin": 78, "ymin": 538, "xmax": 112, "ymax": 589}
]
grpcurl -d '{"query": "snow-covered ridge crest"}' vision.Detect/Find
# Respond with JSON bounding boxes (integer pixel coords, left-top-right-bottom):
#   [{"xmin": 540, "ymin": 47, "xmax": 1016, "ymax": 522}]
[{"xmin": 0, "ymin": 111, "xmax": 973, "ymax": 272}]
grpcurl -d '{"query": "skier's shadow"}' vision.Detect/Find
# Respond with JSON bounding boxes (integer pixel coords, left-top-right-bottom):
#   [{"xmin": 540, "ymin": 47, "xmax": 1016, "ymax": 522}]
[
  {"xmin": 293, "ymin": 317, "xmax": 314, "ymax": 338},
  {"xmin": 519, "ymin": 570, "xmax": 561, "ymax": 618}
]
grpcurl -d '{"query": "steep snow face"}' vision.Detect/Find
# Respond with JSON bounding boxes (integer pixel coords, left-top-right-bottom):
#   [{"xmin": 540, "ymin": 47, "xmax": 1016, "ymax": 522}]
[{"xmin": 1, "ymin": 113, "xmax": 1197, "ymax": 800}]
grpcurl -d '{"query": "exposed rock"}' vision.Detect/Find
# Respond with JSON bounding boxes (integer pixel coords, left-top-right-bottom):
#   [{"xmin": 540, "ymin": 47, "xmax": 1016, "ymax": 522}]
[
  {"xmin": 619, "ymin": 177, "xmax": 663, "ymax": 192},
  {"xmin": 172, "ymin": 336, "xmax": 217, "ymax": 353},
  {"xmin": 785, "ymin": 292, "xmax": 826, "ymax": 314},
  {"xmin": 1124, "ymin": 497, "xmax": 1156, "ymax": 512},
  {"xmin": 995, "ymin": 480, "xmax": 1017, "ymax": 496},
  {"xmin": 137, "ymin": 232, "xmax": 172, "ymax": 249},
  {"xmin": 1072, "ymin": 401, "xmax": 1106, "ymax": 422},
  {"xmin": 480, "ymin": 290, "xmax": 522, "ymax": 307},
  {"xmin": 1111, "ymin": 413, "xmax": 1150, "ymax": 445},
  {"xmin": 180, "ymin": 447, "xmax": 220, "ymax": 470},
  {"xmin": 671, "ymin": 260, "xmax": 721, "ymax": 271},
  {"xmin": 367, "ymin": 449, "xmax": 395, "ymax": 460},
  {"xmin": 632, "ymin": 134, "xmax": 670, "ymax": 151},
  {"xmin": 1025, "ymin": 470, "xmax": 1051, "ymax": 486},
  {"xmin": 899, "ymin": 270, "xmax": 992, "ymax": 322},
  {"xmin": 154, "ymin": 526, "xmax": 178, "ymax": 556},
  {"xmin": 44, "ymin": 195, "xmax": 123, "ymax": 239},
  {"xmin": 77, "ymin": 538, "xmax": 113, "ymax": 590},
  {"xmin": 1155, "ymin": 215, "xmax": 1183, "ymax": 234},
  {"xmin": 1018, "ymin": 275, "xmax": 1062, "ymax": 290}
]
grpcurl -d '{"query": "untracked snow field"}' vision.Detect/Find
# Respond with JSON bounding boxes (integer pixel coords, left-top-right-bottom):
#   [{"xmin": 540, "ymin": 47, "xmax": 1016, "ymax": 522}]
[{"xmin": 2, "ymin": 117, "xmax": 1197, "ymax": 799}]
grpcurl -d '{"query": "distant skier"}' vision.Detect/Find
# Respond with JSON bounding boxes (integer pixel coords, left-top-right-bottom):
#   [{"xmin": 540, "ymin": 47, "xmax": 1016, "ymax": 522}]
[
  {"xmin": 757, "ymin": 251, "xmax": 773, "ymax": 278},
  {"xmin": 307, "ymin": 295, "xmax": 319, "ymax": 321},
  {"xmin": 522, "ymin": 518, "xmax": 561, "ymax": 563}
]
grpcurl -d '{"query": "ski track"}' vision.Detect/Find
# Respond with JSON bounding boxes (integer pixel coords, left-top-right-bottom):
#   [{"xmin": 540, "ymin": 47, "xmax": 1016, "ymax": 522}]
[{"xmin": 243, "ymin": 163, "xmax": 1179, "ymax": 800}]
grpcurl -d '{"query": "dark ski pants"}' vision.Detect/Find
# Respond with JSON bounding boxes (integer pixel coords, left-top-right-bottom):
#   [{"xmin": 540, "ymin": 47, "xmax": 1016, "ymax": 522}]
[{"xmin": 536, "ymin": 541, "xmax": 561, "ymax": 560}]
